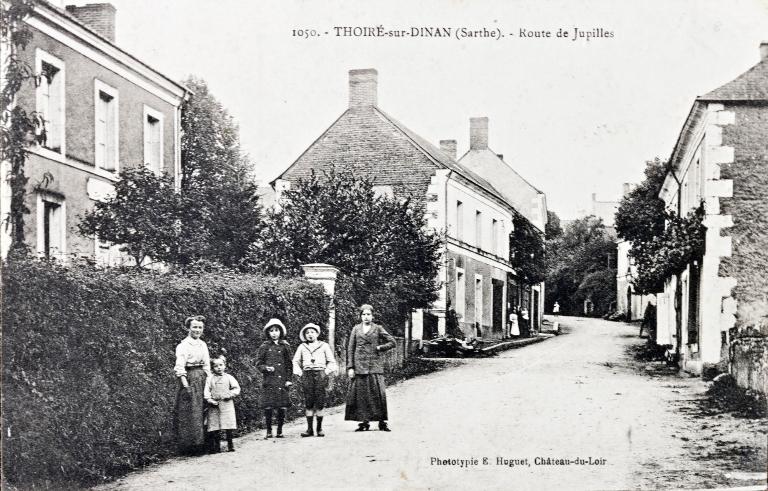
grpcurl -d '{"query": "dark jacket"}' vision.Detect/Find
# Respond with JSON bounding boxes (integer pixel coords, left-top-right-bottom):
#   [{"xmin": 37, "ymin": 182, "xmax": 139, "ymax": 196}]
[
  {"xmin": 346, "ymin": 323, "xmax": 396, "ymax": 375},
  {"xmin": 256, "ymin": 340, "xmax": 293, "ymax": 387}
]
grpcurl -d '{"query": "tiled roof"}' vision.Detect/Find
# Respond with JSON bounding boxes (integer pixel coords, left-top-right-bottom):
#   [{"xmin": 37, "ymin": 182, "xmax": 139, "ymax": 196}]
[
  {"xmin": 458, "ymin": 149, "xmax": 547, "ymax": 232},
  {"xmin": 374, "ymin": 108, "xmax": 511, "ymax": 205},
  {"xmin": 698, "ymin": 58, "xmax": 768, "ymax": 101}
]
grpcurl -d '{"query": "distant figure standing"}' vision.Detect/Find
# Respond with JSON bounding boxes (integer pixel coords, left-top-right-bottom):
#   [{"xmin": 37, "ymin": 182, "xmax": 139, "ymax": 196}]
[
  {"xmin": 640, "ymin": 303, "xmax": 657, "ymax": 339},
  {"xmin": 345, "ymin": 304, "xmax": 396, "ymax": 432},
  {"xmin": 553, "ymin": 302, "xmax": 560, "ymax": 317}
]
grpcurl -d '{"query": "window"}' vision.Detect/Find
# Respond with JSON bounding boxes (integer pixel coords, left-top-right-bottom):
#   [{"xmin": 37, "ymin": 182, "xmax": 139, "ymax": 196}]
[
  {"xmin": 94, "ymin": 80, "xmax": 118, "ymax": 171},
  {"xmin": 143, "ymin": 105, "xmax": 164, "ymax": 173},
  {"xmin": 475, "ymin": 210, "xmax": 482, "ymax": 247},
  {"xmin": 492, "ymin": 218, "xmax": 499, "ymax": 255},
  {"xmin": 36, "ymin": 193, "xmax": 66, "ymax": 260},
  {"xmin": 35, "ymin": 49, "xmax": 65, "ymax": 153},
  {"xmin": 455, "ymin": 268, "xmax": 466, "ymax": 319},
  {"xmin": 372, "ymin": 185, "xmax": 394, "ymax": 199},
  {"xmin": 455, "ymin": 201, "xmax": 464, "ymax": 240}
]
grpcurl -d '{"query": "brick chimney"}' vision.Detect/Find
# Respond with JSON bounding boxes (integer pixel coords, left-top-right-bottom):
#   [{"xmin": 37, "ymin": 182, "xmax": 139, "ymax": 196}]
[
  {"xmin": 65, "ymin": 3, "xmax": 116, "ymax": 43},
  {"xmin": 349, "ymin": 68, "xmax": 377, "ymax": 108},
  {"xmin": 470, "ymin": 117, "xmax": 488, "ymax": 150},
  {"xmin": 760, "ymin": 41, "xmax": 768, "ymax": 61},
  {"xmin": 439, "ymin": 139, "xmax": 457, "ymax": 160}
]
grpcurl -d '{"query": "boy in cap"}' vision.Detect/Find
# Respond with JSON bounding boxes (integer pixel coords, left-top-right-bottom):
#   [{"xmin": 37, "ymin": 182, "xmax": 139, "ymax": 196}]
[{"xmin": 293, "ymin": 323, "xmax": 338, "ymax": 437}]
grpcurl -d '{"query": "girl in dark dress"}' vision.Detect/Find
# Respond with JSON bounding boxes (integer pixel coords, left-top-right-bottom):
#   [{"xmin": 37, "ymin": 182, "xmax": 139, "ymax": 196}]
[
  {"xmin": 344, "ymin": 304, "xmax": 396, "ymax": 432},
  {"xmin": 256, "ymin": 318, "xmax": 293, "ymax": 438}
]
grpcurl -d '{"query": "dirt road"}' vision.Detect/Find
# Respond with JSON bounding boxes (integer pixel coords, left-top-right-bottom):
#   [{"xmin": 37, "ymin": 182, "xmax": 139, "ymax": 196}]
[{"xmin": 103, "ymin": 317, "xmax": 767, "ymax": 490}]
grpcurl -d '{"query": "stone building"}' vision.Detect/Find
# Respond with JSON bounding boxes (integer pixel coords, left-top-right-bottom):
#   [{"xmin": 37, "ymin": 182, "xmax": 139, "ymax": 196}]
[
  {"xmin": 0, "ymin": 1, "xmax": 188, "ymax": 263},
  {"xmin": 456, "ymin": 117, "xmax": 547, "ymax": 330},
  {"xmin": 273, "ymin": 68, "xmax": 547, "ymax": 340},
  {"xmin": 656, "ymin": 43, "xmax": 768, "ymax": 394}
]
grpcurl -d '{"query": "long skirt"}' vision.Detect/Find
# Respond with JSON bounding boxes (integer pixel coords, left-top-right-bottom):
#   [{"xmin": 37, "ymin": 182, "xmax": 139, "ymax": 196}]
[
  {"xmin": 173, "ymin": 367, "xmax": 207, "ymax": 453},
  {"xmin": 345, "ymin": 373, "xmax": 388, "ymax": 422},
  {"xmin": 207, "ymin": 399, "xmax": 237, "ymax": 431},
  {"xmin": 301, "ymin": 370, "xmax": 328, "ymax": 410}
]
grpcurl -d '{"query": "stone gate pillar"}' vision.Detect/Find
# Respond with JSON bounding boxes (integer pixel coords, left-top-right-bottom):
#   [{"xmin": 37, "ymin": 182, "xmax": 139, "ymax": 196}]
[{"xmin": 301, "ymin": 263, "xmax": 340, "ymax": 350}]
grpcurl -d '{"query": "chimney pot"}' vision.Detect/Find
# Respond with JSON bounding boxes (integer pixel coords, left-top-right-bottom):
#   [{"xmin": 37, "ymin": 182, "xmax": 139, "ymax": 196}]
[
  {"xmin": 349, "ymin": 68, "xmax": 378, "ymax": 108},
  {"xmin": 760, "ymin": 41, "xmax": 768, "ymax": 61},
  {"xmin": 439, "ymin": 140, "xmax": 457, "ymax": 160},
  {"xmin": 66, "ymin": 3, "xmax": 117, "ymax": 43},
  {"xmin": 469, "ymin": 117, "xmax": 489, "ymax": 150}
]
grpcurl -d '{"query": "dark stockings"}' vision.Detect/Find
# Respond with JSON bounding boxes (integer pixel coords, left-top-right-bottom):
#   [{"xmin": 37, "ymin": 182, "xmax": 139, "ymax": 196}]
[
  {"xmin": 276, "ymin": 408, "xmax": 285, "ymax": 436},
  {"xmin": 264, "ymin": 409, "xmax": 273, "ymax": 436}
]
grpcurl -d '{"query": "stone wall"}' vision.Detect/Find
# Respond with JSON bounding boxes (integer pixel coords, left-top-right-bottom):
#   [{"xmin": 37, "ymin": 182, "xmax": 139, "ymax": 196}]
[
  {"xmin": 730, "ymin": 335, "xmax": 768, "ymax": 395},
  {"xmin": 718, "ymin": 104, "xmax": 768, "ymax": 336}
]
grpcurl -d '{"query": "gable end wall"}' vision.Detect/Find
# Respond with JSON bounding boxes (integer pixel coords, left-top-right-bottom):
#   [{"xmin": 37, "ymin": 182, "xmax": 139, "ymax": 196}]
[{"xmin": 279, "ymin": 108, "xmax": 440, "ymax": 208}]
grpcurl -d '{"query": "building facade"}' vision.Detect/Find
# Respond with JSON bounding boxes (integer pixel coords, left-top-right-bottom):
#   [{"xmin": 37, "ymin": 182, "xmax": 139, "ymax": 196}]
[
  {"xmin": 656, "ymin": 43, "xmax": 768, "ymax": 394},
  {"xmin": 0, "ymin": 1, "xmax": 188, "ymax": 263},
  {"xmin": 456, "ymin": 117, "xmax": 547, "ymax": 331},
  {"xmin": 273, "ymin": 68, "xmax": 546, "ymax": 341}
]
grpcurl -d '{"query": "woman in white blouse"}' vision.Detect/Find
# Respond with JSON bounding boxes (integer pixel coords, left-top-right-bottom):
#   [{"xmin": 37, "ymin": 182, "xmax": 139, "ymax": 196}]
[{"xmin": 173, "ymin": 315, "xmax": 211, "ymax": 455}]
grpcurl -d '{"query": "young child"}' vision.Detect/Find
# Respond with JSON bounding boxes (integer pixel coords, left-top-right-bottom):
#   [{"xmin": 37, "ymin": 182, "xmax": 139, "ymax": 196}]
[
  {"xmin": 292, "ymin": 323, "xmax": 338, "ymax": 437},
  {"xmin": 204, "ymin": 355, "xmax": 241, "ymax": 453},
  {"xmin": 256, "ymin": 318, "xmax": 293, "ymax": 438}
]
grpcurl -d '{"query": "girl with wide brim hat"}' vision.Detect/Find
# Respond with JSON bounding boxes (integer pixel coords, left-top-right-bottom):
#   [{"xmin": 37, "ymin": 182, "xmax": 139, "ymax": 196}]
[
  {"xmin": 263, "ymin": 318, "xmax": 287, "ymax": 338},
  {"xmin": 256, "ymin": 318, "xmax": 292, "ymax": 438}
]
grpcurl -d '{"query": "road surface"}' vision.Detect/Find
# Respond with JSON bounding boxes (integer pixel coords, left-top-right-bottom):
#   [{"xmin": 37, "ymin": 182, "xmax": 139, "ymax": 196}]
[{"xmin": 103, "ymin": 316, "xmax": 767, "ymax": 490}]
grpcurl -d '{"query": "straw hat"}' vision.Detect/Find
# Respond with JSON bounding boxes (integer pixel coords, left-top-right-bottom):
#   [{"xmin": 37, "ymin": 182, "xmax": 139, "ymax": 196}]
[
  {"xmin": 299, "ymin": 323, "xmax": 321, "ymax": 342},
  {"xmin": 263, "ymin": 318, "xmax": 287, "ymax": 337}
]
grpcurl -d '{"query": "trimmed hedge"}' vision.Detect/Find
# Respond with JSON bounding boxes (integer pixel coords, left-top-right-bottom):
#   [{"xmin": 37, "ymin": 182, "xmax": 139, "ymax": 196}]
[{"xmin": 2, "ymin": 259, "xmax": 329, "ymax": 488}]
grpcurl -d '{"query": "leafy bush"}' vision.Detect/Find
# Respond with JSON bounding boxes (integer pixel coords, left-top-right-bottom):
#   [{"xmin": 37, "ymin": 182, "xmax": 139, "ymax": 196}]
[
  {"xmin": 2, "ymin": 259, "xmax": 440, "ymax": 489},
  {"xmin": 244, "ymin": 168, "xmax": 442, "ymax": 314},
  {"xmin": 615, "ymin": 158, "xmax": 707, "ymax": 294},
  {"xmin": 2, "ymin": 259, "xmax": 328, "ymax": 487}
]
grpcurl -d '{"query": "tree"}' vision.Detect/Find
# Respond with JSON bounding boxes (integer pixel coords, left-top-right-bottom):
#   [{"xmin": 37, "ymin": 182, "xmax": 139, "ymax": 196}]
[
  {"xmin": 244, "ymin": 169, "xmax": 443, "ymax": 314},
  {"xmin": 615, "ymin": 158, "xmax": 705, "ymax": 294},
  {"xmin": 509, "ymin": 215, "xmax": 546, "ymax": 285},
  {"xmin": 1, "ymin": 0, "xmax": 39, "ymax": 255},
  {"xmin": 545, "ymin": 215, "xmax": 617, "ymax": 316},
  {"xmin": 78, "ymin": 167, "xmax": 181, "ymax": 268},
  {"xmin": 545, "ymin": 210, "xmax": 563, "ymax": 240},
  {"xmin": 615, "ymin": 158, "xmax": 667, "ymax": 248},
  {"xmin": 178, "ymin": 76, "xmax": 262, "ymax": 266}
]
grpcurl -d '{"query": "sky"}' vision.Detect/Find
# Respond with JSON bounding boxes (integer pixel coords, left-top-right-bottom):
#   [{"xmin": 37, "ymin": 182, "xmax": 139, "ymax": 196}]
[{"xmin": 66, "ymin": 0, "xmax": 768, "ymax": 219}]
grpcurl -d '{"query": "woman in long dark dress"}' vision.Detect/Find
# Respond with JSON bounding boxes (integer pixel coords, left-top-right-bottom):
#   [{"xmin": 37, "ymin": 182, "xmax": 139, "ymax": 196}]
[
  {"xmin": 344, "ymin": 304, "xmax": 396, "ymax": 432},
  {"xmin": 173, "ymin": 315, "xmax": 211, "ymax": 455}
]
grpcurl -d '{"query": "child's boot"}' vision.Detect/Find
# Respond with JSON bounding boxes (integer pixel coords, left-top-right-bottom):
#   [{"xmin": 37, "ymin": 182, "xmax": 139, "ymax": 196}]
[
  {"xmin": 226, "ymin": 430, "xmax": 235, "ymax": 452},
  {"xmin": 316, "ymin": 416, "xmax": 324, "ymax": 437},
  {"xmin": 210, "ymin": 431, "xmax": 221, "ymax": 453},
  {"xmin": 264, "ymin": 409, "xmax": 273, "ymax": 439},
  {"xmin": 301, "ymin": 416, "xmax": 314, "ymax": 437},
  {"xmin": 276, "ymin": 408, "xmax": 285, "ymax": 438}
]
